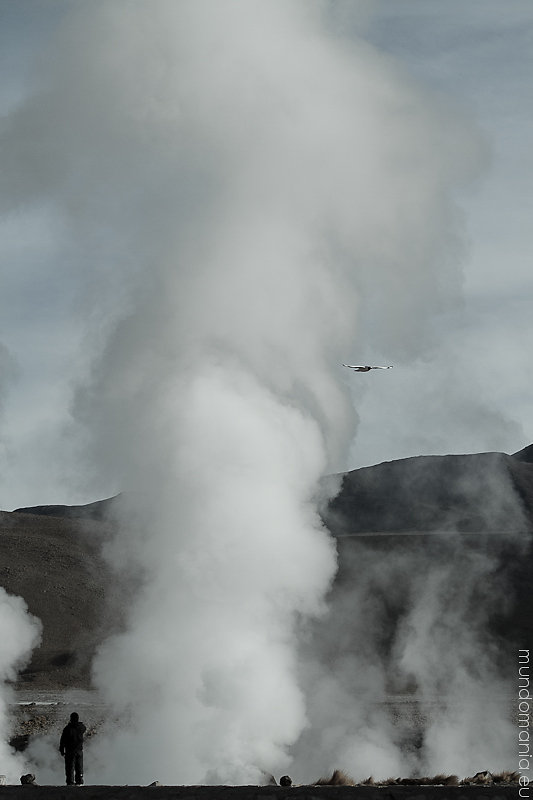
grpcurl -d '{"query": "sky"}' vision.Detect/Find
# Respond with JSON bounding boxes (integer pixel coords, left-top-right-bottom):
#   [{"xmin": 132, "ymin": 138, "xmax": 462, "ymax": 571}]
[
  {"xmin": 351, "ymin": 0, "xmax": 533, "ymax": 468},
  {"xmin": 0, "ymin": 0, "xmax": 532, "ymax": 510}
]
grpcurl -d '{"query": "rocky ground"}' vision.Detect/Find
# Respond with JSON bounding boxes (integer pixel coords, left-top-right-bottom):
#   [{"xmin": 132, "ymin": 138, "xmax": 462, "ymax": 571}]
[{"xmin": 10, "ymin": 691, "xmax": 106, "ymax": 753}]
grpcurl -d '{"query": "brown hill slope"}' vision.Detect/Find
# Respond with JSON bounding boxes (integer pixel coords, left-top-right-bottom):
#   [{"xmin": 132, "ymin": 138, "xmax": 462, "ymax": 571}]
[{"xmin": 0, "ymin": 510, "xmax": 114, "ymax": 688}]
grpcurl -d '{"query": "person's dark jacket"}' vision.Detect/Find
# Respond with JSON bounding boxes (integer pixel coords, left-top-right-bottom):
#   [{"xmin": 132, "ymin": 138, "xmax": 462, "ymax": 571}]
[{"xmin": 60, "ymin": 721, "xmax": 86, "ymax": 755}]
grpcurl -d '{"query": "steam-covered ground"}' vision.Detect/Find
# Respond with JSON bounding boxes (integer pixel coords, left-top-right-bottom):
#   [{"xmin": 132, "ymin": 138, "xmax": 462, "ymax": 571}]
[
  {"xmin": 11, "ymin": 691, "xmax": 433, "ymax": 750},
  {"xmin": 9, "ymin": 690, "xmax": 522, "ymax": 788}
]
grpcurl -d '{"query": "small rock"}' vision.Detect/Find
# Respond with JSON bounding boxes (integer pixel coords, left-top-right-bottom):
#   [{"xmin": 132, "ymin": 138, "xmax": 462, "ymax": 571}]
[{"xmin": 20, "ymin": 773, "xmax": 37, "ymax": 785}]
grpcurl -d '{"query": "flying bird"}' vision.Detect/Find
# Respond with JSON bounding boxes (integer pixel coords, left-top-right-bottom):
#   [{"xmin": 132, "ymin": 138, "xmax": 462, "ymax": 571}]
[{"xmin": 342, "ymin": 364, "xmax": 393, "ymax": 372}]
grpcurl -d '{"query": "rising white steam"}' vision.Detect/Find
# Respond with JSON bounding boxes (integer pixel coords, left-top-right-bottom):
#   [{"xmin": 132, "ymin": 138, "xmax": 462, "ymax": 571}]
[
  {"xmin": 295, "ymin": 527, "xmax": 524, "ymax": 781},
  {"xmin": 0, "ymin": 589, "xmax": 42, "ymax": 783},
  {"xmin": 0, "ymin": 346, "xmax": 43, "ymax": 783},
  {"xmin": 1, "ymin": 0, "xmax": 486, "ymax": 784}
]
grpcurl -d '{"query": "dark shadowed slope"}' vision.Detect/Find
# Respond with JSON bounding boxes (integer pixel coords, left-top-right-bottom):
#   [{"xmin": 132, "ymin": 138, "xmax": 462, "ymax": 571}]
[
  {"xmin": 326, "ymin": 450, "xmax": 533, "ymax": 534},
  {"xmin": 512, "ymin": 443, "xmax": 533, "ymax": 464},
  {"xmin": 322, "ymin": 446, "xmax": 533, "ymax": 662}
]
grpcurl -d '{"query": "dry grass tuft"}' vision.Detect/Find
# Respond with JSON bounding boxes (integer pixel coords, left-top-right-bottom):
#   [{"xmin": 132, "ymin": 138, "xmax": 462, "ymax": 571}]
[
  {"xmin": 492, "ymin": 770, "xmax": 520, "ymax": 784},
  {"xmin": 314, "ymin": 769, "xmax": 355, "ymax": 786},
  {"xmin": 462, "ymin": 771, "xmax": 493, "ymax": 785},
  {"xmin": 310, "ymin": 768, "xmax": 519, "ymax": 788},
  {"xmin": 412, "ymin": 774, "xmax": 458, "ymax": 786},
  {"xmin": 358, "ymin": 773, "xmax": 460, "ymax": 787},
  {"xmin": 433, "ymin": 774, "xmax": 459, "ymax": 786}
]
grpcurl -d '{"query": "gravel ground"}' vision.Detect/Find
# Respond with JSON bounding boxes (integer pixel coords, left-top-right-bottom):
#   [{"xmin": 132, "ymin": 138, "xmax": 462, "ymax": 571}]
[
  {"xmin": 10, "ymin": 692, "xmax": 524, "ymax": 756},
  {"xmin": 10, "ymin": 691, "xmax": 107, "ymax": 752}
]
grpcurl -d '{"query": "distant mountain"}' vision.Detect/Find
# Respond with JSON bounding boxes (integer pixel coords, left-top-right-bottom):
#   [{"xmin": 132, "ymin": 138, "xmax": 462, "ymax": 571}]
[
  {"xmin": 13, "ymin": 495, "xmax": 121, "ymax": 522},
  {"xmin": 3, "ymin": 445, "xmax": 532, "ymax": 689},
  {"xmin": 326, "ymin": 448, "xmax": 533, "ymax": 535},
  {"xmin": 16, "ymin": 446, "xmax": 533, "ymax": 534}
]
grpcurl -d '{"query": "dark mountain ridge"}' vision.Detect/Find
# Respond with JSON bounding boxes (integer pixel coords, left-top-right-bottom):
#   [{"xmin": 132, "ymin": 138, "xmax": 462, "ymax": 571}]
[
  {"xmin": 13, "ymin": 495, "xmax": 121, "ymax": 522},
  {"xmin": 3, "ymin": 444, "xmax": 532, "ymax": 689},
  {"xmin": 15, "ymin": 446, "xmax": 533, "ymax": 534}
]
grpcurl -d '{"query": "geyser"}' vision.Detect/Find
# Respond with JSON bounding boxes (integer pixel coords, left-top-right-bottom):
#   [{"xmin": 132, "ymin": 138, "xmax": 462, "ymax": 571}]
[{"xmin": 1, "ymin": 0, "xmax": 490, "ymax": 785}]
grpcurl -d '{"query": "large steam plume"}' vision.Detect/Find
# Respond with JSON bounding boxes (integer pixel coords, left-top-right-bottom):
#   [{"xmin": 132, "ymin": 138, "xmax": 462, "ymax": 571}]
[{"xmin": 1, "ymin": 0, "xmax": 488, "ymax": 784}]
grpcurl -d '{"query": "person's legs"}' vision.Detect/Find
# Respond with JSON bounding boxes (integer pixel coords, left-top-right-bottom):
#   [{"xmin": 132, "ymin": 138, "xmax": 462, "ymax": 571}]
[
  {"xmin": 65, "ymin": 753, "xmax": 75, "ymax": 785},
  {"xmin": 74, "ymin": 752, "xmax": 84, "ymax": 785}
]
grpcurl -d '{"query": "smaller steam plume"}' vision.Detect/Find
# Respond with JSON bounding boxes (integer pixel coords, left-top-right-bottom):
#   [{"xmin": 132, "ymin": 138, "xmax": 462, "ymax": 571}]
[
  {"xmin": 0, "ymin": 589, "xmax": 42, "ymax": 783},
  {"xmin": 293, "ymin": 453, "xmax": 529, "ymax": 781}
]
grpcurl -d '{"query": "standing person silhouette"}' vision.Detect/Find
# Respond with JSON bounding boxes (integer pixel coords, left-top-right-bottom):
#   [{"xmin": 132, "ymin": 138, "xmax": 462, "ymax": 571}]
[{"xmin": 59, "ymin": 712, "xmax": 86, "ymax": 785}]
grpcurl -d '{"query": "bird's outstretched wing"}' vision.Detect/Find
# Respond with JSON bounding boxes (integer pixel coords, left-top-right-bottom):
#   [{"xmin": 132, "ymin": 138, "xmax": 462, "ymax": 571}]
[{"xmin": 343, "ymin": 364, "xmax": 393, "ymax": 371}]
